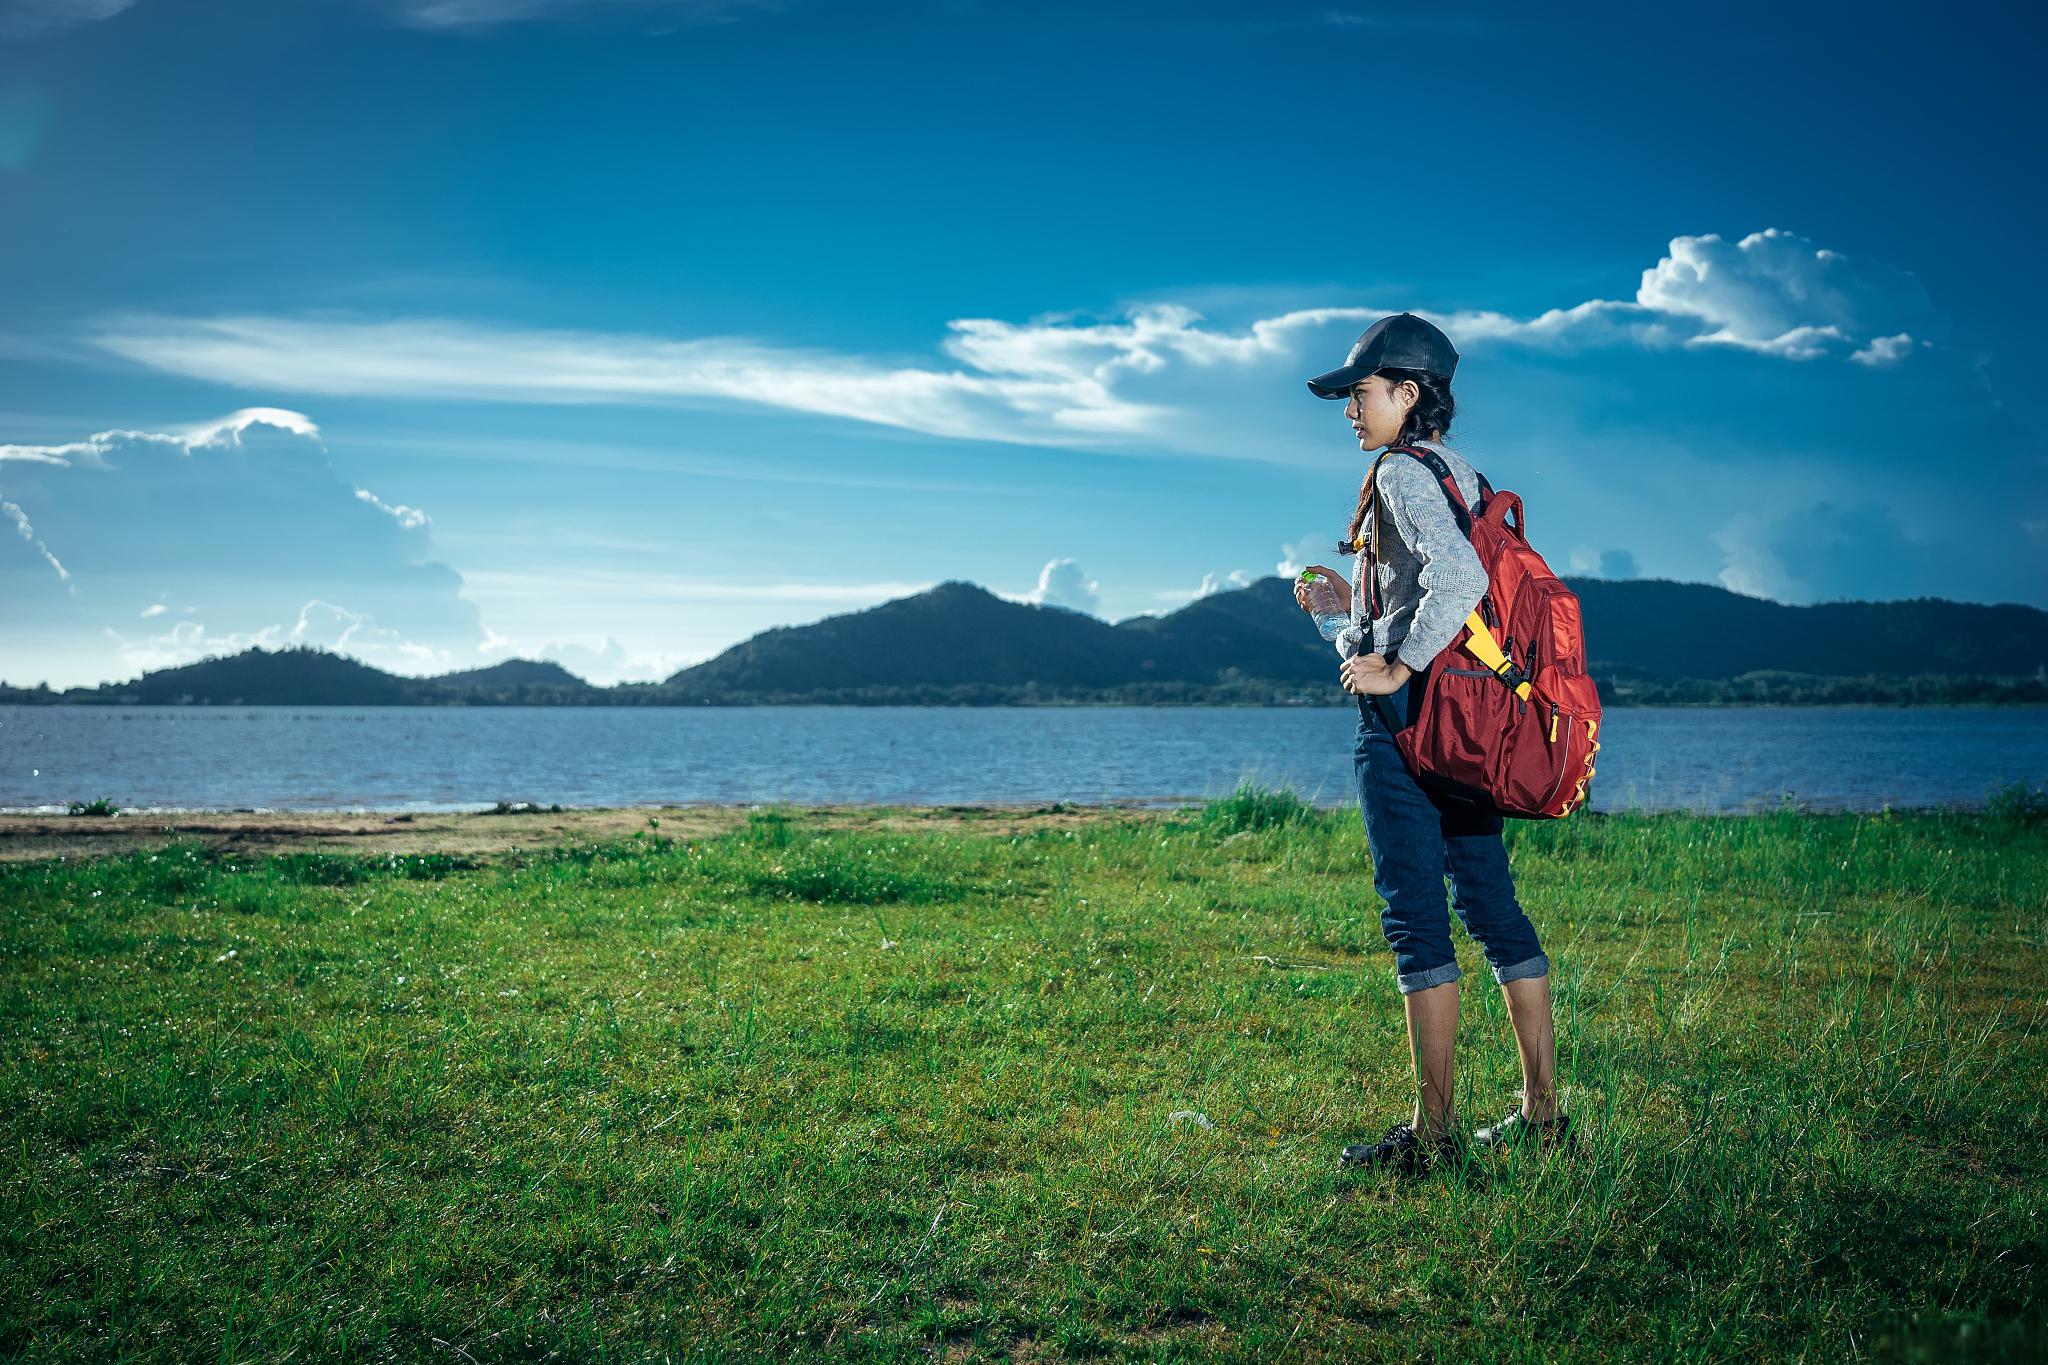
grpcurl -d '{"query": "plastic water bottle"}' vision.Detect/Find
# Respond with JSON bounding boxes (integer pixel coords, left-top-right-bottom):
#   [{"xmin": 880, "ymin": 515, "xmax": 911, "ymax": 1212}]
[{"xmin": 1298, "ymin": 570, "xmax": 1351, "ymax": 641}]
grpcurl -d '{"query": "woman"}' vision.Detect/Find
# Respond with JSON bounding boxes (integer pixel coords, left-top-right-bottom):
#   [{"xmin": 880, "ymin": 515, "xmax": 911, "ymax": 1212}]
[{"xmin": 1294, "ymin": 313, "xmax": 1571, "ymax": 1174}]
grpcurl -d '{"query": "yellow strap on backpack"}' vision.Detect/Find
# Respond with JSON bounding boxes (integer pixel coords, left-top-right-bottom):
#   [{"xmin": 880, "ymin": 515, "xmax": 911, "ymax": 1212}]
[
  {"xmin": 1460, "ymin": 611, "xmax": 1533, "ymax": 701},
  {"xmin": 1364, "ymin": 451, "xmax": 1533, "ymax": 704}
]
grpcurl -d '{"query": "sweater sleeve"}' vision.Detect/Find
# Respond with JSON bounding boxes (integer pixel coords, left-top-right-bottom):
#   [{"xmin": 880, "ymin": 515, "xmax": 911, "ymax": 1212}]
[{"xmin": 1378, "ymin": 456, "xmax": 1488, "ymax": 671}]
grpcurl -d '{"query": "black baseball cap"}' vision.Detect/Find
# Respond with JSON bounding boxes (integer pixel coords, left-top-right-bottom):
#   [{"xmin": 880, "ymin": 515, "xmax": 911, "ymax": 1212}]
[{"xmin": 1305, "ymin": 312, "xmax": 1459, "ymax": 398}]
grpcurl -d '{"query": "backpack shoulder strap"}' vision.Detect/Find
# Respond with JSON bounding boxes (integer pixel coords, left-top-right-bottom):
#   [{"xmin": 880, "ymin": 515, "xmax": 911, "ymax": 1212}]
[
  {"xmin": 1388, "ymin": 444, "xmax": 1512, "ymax": 645},
  {"xmin": 1388, "ymin": 444, "xmax": 1482, "ymax": 537}
]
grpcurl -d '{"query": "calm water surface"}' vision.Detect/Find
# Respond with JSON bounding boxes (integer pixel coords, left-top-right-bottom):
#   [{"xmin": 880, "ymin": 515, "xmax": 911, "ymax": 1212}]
[{"xmin": 3, "ymin": 704, "xmax": 2043, "ymax": 815}]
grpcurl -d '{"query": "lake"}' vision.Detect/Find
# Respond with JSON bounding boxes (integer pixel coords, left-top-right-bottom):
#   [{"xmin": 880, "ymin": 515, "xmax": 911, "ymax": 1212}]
[{"xmin": 2, "ymin": 704, "xmax": 2043, "ymax": 815}]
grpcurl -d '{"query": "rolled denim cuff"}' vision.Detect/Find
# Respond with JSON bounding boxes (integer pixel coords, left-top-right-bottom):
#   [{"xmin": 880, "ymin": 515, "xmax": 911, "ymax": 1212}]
[
  {"xmin": 1492, "ymin": 953, "xmax": 1550, "ymax": 986},
  {"xmin": 1395, "ymin": 960, "xmax": 1462, "ymax": 995}
]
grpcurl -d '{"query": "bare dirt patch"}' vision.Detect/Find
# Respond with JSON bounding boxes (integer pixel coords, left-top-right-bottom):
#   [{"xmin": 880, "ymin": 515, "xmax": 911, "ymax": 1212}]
[{"xmin": 0, "ymin": 801, "xmax": 1171, "ymax": 863}]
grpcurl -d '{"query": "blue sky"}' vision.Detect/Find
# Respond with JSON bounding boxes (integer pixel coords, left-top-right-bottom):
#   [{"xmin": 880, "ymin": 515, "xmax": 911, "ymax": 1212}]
[{"xmin": 3, "ymin": 0, "xmax": 2044, "ymax": 688}]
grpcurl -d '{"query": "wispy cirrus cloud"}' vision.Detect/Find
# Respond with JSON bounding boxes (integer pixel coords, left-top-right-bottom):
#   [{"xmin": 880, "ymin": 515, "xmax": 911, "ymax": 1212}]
[
  {"xmin": 354, "ymin": 486, "xmax": 431, "ymax": 529},
  {"xmin": 0, "ymin": 407, "xmax": 322, "ymax": 468},
  {"xmin": 1, "ymin": 0, "xmax": 782, "ymax": 40},
  {"xmin": 3, "ymin": 498, "xmax": 70, "ymax": 586},
  {"xmin": 0, "ymin": 0, "xmax": 136, "ymax": 39},
  {"xmin": 2, "ymin": 408, "xmax": 482, "ymax": 681},
  {"xmin": 458, "ymin": 567, "xmax": 933, "ymax": 605},
  {"xmin": 89, "ymin": 314, "xmax": 1175, "ymax": 447},
  {"xmin": 366, "ymin": 0, "xmax": 783, "ymax": 31},
  {"xmin": 86, "ymin": 229, "xmax": 1941, "ymax": 462},
  {"xmin": 1320, "ymin": 8, "xmax": 1507, "ymax": 38}
]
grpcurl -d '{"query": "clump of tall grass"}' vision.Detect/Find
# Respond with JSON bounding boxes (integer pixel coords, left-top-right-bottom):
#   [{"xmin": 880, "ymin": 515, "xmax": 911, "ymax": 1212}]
[
  {"xmin": 1987, "ymin": 778, "xmax": 2048, "ymax": 828},
  {"xmin": 691, "ymin": 808, "xmax": 967, "ymax": 904},
  {"xmin": 1196, "ymin": 780, "xmax": 1320, "ymax": 837}
]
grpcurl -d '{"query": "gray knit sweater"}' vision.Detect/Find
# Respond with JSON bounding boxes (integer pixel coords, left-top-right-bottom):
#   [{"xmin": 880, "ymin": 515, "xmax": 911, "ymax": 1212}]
[{"xmin": 1335, "ymin": 439, "xmax": 1491, "ymax": 671}]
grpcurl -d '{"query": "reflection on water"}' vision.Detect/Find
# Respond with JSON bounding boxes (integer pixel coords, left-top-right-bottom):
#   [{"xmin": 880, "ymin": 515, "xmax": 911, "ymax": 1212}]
[{"xmin": 2, "ymin": 704, "xmax": 2043, "ymax": 815}]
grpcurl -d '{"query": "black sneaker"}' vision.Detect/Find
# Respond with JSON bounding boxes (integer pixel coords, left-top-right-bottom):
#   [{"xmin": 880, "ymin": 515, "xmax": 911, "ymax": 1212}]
[
  {"xmin": 1340, "ymin": 1121, "xmax": 1467, "ymax": 1175},
  {"xmin": 1472, "ymin": 1109, "xmax": 1574, "ymax": 1152}
]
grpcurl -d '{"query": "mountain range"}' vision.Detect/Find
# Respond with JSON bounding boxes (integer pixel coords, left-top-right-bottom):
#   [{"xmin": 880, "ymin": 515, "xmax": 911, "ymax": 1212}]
[{"xmin": 5, "ymin": 576, "xmax": 2045, "ymax": 706}]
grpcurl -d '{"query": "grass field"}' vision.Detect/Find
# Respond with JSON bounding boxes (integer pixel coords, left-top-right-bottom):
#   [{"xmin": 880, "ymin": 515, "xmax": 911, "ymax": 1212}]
[{"xmin": 3, "ymin": 793, "xmax": 2044, "ymax": 1362}]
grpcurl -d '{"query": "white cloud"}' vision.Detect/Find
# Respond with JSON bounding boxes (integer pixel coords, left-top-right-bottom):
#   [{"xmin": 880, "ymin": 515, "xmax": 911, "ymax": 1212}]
[
  {"xmin": 1632, "ymin": 229, "xmax": 1931, "ymax": 360},
  {"xmin": 1567, "ymin": 546, "xmax": 1639, "ymax": 580},
  {"xmin": 1320, "ymin": 9, "xmax": 1505, "ymax": 36},
  {"xmin": 369, "ymin": 0, "xmax": 777, "ymax": 30},
  {"xmin": 1192, "ymin": 569, "xmax": 1253, "ymax": 599},
  {"xmin": 0, "ymin": 407, "xmax": 320, "ymax": 468},
  {"xmin": 1850, "ymin": 332, "xmax": 1918, "ymax": 367},
  {"xmin": 473, "ymin": 633, "xmax": 689, "ymax": 686},
  {"xmin": 3, "ymin": 499, "xmax": 70, "ymax": 586},
  {"xmin": 69, "ymin": 304, "xmax": 1413, "ymax": 460},
  {"xmin": 0, "ymin": 407, "xmax": 333, "ymax": 588},
  {"xmin": 1429, "ymin": 230, "xmax": 1932, "ymax": 363},
  {"xmin": 1277, "ymin": 530, "xmax": 1345, "ymax": 578},
  {"xmin": 107, "ymin": 599, "xmax": 458, "ymax": 677},
  {"xmin": 3, "ymin": 410, "xmax": 487, "ymax": 684},
  {"xmin": 91, "ymin": 315, "xmax": 1168, "ymax": 448},
  {"xmin": 458, "ymin": 568, "xmax": 933, "ymax": 604},
  {"xmin": 87, "ymin": 230, "xmax": 1929, "ymax": 464},
  {"xmin": 1, "ymin": 0, "xmax": 136, "ymax": 38},
  {"xmin": 354, "ymin": 486, "xmax": 431, "ymax": 529},
  {"xmin": 456, "ymin": 570, "xmax": 943, "ymax": 683},
  {"xmin": 1712, "ymin": 499, "xmax": 1934, "ymax": 604},
  {"xmin": 1012, "ymin": 558, "xmax": 1101, "ymax": 615}
]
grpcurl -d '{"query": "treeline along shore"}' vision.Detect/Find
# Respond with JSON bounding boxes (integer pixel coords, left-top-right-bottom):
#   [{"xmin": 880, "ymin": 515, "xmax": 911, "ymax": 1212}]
[{"xmin": 7, "ymin": 576, "xmax": 2048, "ymax": 707}]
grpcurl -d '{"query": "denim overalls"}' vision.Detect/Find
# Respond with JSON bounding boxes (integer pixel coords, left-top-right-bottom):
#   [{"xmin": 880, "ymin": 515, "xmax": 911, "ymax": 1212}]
[{"xmin": 1352, "ymin": 675, "xmax": 1551, "ymax": 994}]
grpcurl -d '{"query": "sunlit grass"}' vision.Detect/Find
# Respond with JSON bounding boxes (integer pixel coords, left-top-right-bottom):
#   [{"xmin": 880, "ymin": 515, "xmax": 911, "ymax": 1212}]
[{"xmin": 2, "ymin": 795, "xmax": 2042, "ymax": 1361}]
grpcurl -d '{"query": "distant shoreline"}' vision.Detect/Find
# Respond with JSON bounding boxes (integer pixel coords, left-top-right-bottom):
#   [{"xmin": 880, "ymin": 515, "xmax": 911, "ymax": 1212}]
[
  {"xmin": 0, "ymin": 802, "xmax": 1133, "ymax": 863},
  {"xmin": 4, "ymin": 797, "xmax": 2034, "ymax": 863}
]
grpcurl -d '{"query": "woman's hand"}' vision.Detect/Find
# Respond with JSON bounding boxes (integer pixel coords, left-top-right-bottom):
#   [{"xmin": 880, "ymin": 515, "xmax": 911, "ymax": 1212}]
[
  {"xmin": 1341, "ymin": 653, "xmax": 1412, "ymax": 696},
  {"xmin": 1293, "ymin": 565, "xmax": 1351, "ymax": 614}
]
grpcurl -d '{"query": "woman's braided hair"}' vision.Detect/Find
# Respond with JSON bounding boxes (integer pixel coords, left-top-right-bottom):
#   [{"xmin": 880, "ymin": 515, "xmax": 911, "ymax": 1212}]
[{"xmin": 1338, "ymin": 366, "xmax": 1457, "ymax": 557}]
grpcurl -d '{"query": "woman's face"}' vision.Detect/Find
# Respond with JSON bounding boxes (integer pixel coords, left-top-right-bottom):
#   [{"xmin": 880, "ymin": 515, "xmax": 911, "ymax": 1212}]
[{"xmin": 1344, "ymin": 374, "xmax": 1416, "ymax": 452}]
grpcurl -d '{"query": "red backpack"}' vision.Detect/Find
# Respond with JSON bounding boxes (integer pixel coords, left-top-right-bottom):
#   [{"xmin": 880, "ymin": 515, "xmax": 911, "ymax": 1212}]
[{"xmin": 1364, "ymin": 445, "xmax": 1602, "ymax": 819}]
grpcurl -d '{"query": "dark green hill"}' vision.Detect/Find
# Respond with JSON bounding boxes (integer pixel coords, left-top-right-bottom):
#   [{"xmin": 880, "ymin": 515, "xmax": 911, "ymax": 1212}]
[
  {"xmin": 5, "ymin": 577, "xmax": 2044, "ymax": 706},
  {"xmin": 1115, "ymin": 577, "xmax": 1332, "ymax": 685},
  {"xmin": 434, "ymin": 659, "xmax": 594, "ymax": 691},
  {"xmin": 89, "ymin": 644, "xmax": 421, "ymax": 706},
  {"xmin": 659, "ymin": 578, "xmax": 1339, "ymax": 702},
  {"xmin": 662, "ymin": 581, "xmax": 1156, "ymax": 698},
  {"xmin": 1569, "ymin": 578, "xmax": 2048, "ymax": 679}
]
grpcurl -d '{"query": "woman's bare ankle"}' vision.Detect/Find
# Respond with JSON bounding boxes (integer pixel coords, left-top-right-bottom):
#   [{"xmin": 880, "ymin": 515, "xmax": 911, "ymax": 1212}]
[{"xmin": 1412, "ymin": 1108, "xmax": 1460, "ymax": 1142}]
